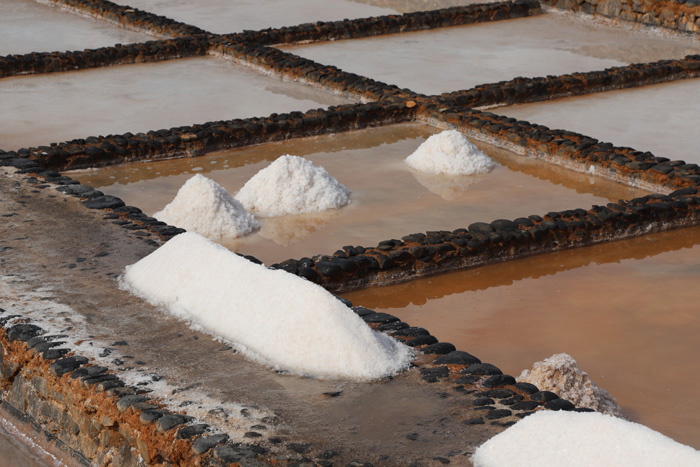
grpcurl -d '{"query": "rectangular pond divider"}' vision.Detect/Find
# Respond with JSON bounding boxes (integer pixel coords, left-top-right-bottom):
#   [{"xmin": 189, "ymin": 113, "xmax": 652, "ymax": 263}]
[
  {"xmin": 3, "ymin": 0, "xmax": 700, "ymax": 463},
  {"xmin": 437, "ymin": 54, "xmax": 700, "ymax": 109},
  {"xmin": 542, "ymin": 0, "xmax": 700, "ymax": 34}
]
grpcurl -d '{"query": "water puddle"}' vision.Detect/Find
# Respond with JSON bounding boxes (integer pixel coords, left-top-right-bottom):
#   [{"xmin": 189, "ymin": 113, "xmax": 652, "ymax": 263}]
[
  {"xmin": 282, "ymin": 11, "xmax": 700, "ymax": 94},
  {"xmin": 350, "ymin": 0, "xmax": 493, "ymax": 12},
  {"xmin": 0, "ymin": 0, "xmax": 151, "ymax": 56},
  {"xmin": 500, "ymin": 78, "xmax": 700, "ymax": 165},
  {"xmin": 0, "ymin": 409, "xmax": 79, "ymax": 467},
  {"xmin": 342, "ymin": 225, "xmax": 700, "ymax": 449},
  {"xmin": 108, "ymin": 0, "xmax": 397, "ymax": 34},
  {"xmin": 0, "ymin": 56, "xmax": 349, "ymax": 150},
  {"xmin": 71, "ymin": 122, "xmax": 650, "ymax": 264}
]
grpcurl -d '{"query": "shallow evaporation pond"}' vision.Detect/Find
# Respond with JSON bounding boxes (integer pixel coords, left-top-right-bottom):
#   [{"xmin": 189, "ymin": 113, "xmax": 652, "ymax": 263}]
[
  {"xmin": 71, "ymin": 122, "xmax": 650, "ymax": 264},
  {"xmin": 281, "ymin": 10, "xmax": 700, "ymax": 94},
  {"xmin": 342, "ymin": 225, "xmax": 700, "ymax": 449},
  {"xmin": 0, "ymin": 0, "xmax": 151, "ymax": 56},
  {"xmin": 107, "ymin": 0, "xmax": 397, "ymax": 34},
  {"xmin": 0, "ymin": 56, "xmax": 349, "ymax": 150},
  {"xmin": 499, "ymin": 78, "xmax": 700, "ymax": 165}
]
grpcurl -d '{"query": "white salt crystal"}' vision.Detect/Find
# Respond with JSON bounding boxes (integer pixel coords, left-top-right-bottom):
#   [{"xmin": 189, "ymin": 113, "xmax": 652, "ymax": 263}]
[
  {"xmin": 153, "ymin": 174, "xmax": 259, "ymax": 240},
  {"xmin": 405, "ymin": 129, "xmax": 495, "ymax": 175},
  {"xmin": 121, "ymin": 232, "xmax": 412, "ymax": 380},
  {"xmin": 472, "ymin": 410, "xmax": 699, "ymax": 467},
  {"xmin": 236, "ymin": 155, "xmax": 350, "ymax": 217}
]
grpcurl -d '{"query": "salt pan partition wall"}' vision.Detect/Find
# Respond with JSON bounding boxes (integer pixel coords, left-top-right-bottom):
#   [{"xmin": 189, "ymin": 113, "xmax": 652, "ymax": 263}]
[{"xmin": 2, "ymin": 0, "xmax": 700, "ymax": 464}]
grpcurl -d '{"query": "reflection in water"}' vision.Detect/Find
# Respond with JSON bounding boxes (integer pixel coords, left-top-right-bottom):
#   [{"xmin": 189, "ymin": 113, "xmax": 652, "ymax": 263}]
[
  {"xmin": 343, "ymin": 226, "xmax": 700, "ymax": 448},
  {"xmin": 71, "ymin": 123, "xmax": 649, "ymax": 264},
  {"xmin": 349, "ymin": 0, "xmax": 486, "ymax": 12},
  {"xmin": 409, "ymin": 169, "xmax": 488, "ymax": 200}
]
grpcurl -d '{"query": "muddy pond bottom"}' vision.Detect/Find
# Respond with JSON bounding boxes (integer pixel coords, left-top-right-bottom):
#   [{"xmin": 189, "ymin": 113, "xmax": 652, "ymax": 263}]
[
  {"xmin": 343, "ymin": 225, "xmax": 700, "ymax": 449},
  {"xmin": 71, "ymin": 123, "xmax": 650, "ymax": 264}
]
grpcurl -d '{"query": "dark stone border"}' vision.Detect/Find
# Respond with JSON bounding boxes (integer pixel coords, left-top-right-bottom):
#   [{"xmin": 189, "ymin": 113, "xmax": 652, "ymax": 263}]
[
  {"xmin": 0, "ymin": 38, "xmax": 210, "ymax": 79},
  {"xmin": 543, "ymin": 0, "xmax": 700, "ymax": 34},
  {"xmin": 438, "ymin": 54, "xmax": 700, "ymax": 109}
]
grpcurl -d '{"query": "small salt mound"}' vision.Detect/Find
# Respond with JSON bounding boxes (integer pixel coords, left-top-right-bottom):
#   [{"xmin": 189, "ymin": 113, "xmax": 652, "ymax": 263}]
[
  {"xmin": 121, "ymin": 232, "xmax": 412, "ymax": 380},
  {"xmin": 405, "ymin": 129, "xmax": 495, "ymax": 175},
  {"xmin": 236, "ymin": 155, "xmax": 350, "ymax": 217},
  {"xmin": 153, "ymin": 174, "xmax": 259, "ymax": 240},
  {"xmin": 472, "ymin": 411, "xmax": 700, "ymax": 467},
  {"xmin": 518, "ymin": 353, "xmax": 623, "ymax": 416}
]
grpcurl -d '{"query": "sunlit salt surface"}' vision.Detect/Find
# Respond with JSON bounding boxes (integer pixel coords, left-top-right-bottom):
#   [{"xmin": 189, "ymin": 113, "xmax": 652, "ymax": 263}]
[
  {"xmin": 236, "ymin": 155, "xmax": 351, "ymax": 217},
  {"xmin": 154, "ymin": 174, "xmax": 259, "ymax": 240},
  {"xmin": 500, "ymin": 79, "xmax": 700, "ymax": 165},
  {"xmin": 108, "ymin": 0, "xmax": 396, "ymax": 34},
  {"xmin": 518, "ymin": 353, "xmax": 622, "ymax": 416},
  {"xmin": 0, "ymin": 56, "xmax": 349, "ymax": 151},
  {"xmin": 282, "ymin": 11, "xmax": 700, "ymax": 94},
  {"xmin": 70, "ymin": 123, "xmax": 651, "ymax": 264},
  {"xmin": 0, "ymin": 0, "xmax": 150, "ymax": 56},
  {"xmin": 405, "ymin": 129, "xmax": 495, "ymax": 175},
  {"xmin": 342, "ymin": 226, "xmax": 700, "ymax": 448},
  {"xmin": 122, "ymin": 232, "xmax": 413, "ymax": 379},
  {"xmin": 472, "ymin": 411, "xmax": 700, "ymax": 467}
]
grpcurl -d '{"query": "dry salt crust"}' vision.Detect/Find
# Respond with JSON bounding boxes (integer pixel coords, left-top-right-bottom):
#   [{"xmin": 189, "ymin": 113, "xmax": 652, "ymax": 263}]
[
  {"xmin": 236, "ymin": 155, "xmax": 351, "ymax": 217},
  {"xmin": 121, "ymin": 232, "xmax": 413, "ymax": 380},
  {"xmin": 518, "ymin": 353, "xmax": 623, "ymax": 417},
  {"xmin": 472, "ymin": 411, "xmax": 700, "ymax": 467},
  {"xmin": 405, "ymin": 130, "xmax": 495, "ymax": 176},
  {"xmin": 153, "ymin": 174, "xmax": 259, "ymax": 240}
]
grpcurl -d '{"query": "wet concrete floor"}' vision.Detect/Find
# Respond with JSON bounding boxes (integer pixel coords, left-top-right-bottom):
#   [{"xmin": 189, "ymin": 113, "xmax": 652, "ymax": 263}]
[
  {"xmin": 0, "ymin": 0, "xmax": 151, "ymax": 56},
  {"xmin": 283, "ymin": 10, "xmax": 700, "ymax": 94},
  {"xmin": 500, "ymin": 78, "xmax": 700, "ymax": 165},
  {"xmin": 70, "ymin": 123, "xmax": 651, "ymax": 264},
  {"xmin": 0, "ymin": 166, "xmax": 507, "ymax": 465},
  {"xmin": 343, "ymin": 225, "xmax": 700, "ymax": 449},
  {"xmin": 0, "ymin": 56, "xmax": 349, "ymax": 151}
]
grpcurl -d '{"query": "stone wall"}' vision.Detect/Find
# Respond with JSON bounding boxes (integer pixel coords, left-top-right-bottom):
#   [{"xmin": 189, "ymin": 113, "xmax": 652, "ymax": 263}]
[{"xmin": 542, "ymin": 0, "xmax": 700, "ymax": 33}]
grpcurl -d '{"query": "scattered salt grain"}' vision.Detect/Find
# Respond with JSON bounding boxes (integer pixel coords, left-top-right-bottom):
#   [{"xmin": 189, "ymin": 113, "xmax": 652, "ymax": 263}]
[
  {"xmin": 121, "ymin": 232, "xmax": 412, "ymax": 380},
  {"xmin": 236, "ymin": 155, "xmax": 350, "ymax": 217},
  {"xmin": 518, "ymin": 353, "xmax": 623, "ymax": 416},
  {"xmin": 472, "ymin": 410, "xmax": 699, "ymax": 467},
  {"xmin": 405, "ymin": 129, "xmax": 495, "ymax": 175},
  {"xmin": 153, "ymin": 174, "xmax": 259, "ymax": 240}
]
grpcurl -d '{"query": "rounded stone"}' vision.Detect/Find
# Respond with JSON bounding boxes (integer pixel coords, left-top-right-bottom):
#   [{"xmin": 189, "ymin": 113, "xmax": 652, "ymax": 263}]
[{"xmin": 433, "ymin": 351, "xmax": 481, "ymax": 366}]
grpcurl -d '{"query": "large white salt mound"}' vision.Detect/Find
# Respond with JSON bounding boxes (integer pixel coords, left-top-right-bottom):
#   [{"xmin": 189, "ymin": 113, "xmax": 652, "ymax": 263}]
[
  {"xmin": 472, "ymin": 411, "xmax": 700, "ymax": 467},
  {"xmin": 153, "ymin": 174, "xmax": 259, "ymax": 240},
  {"xmin": 518, "ymin": 353, "xmax": 623, "ymax": 416},
  {"xmin": 235, "ymin": 155, "xmax": 350, "ymax": 217},
  {"xmin": 405, "ymin": 129, "xmax": 496, "ymax": 175},
  {"xmin": 121, "ymin": 232, "xmax": 412, "ymax": 380}
]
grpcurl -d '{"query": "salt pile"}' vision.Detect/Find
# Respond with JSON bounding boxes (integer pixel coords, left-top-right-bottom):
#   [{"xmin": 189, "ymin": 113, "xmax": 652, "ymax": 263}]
[
  {"xmin": 121, "ymin": 232, "xmax": 412, "ymax": 379},
  {"xmin": 518, "ymin": 353, "xmax": 623, "ymax": 416},
  {"xmin": 236, "ymin": 155, "xmax": 350, "ymax": 217},
  {"xmin": 405, "ymin": 129, "xmax": 496, "ymax": 175},
  {"xmin": 472, "ymin": 411, "xmax": 700, "ymax": 467},
  {"xmin": 153, "ymin": 174, "xmax": 259, "ymax": 240}
]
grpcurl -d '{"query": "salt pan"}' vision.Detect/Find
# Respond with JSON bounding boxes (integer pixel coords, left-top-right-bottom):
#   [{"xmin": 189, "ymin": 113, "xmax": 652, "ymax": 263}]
[
  {"xmin": 236, "ymin": 155, "xmax": 350, "ymax": 217},
  {"xmin": 405, "ymin": 129, "xmax": 495, "ymax": 175},
  {"xmin": 518, "ymin": 353, "xmax": 623, "ymax": 416},
  {"xmin": 121, "ymin": 232, "xmax": 412, "ymax": 380},
  {"xmin": 472, "ymin": 411, "xmax": 700, "ymax": 467},
  {"xmin": 153, "ymin": 174, "xmax": 259, "ymax": 240}
]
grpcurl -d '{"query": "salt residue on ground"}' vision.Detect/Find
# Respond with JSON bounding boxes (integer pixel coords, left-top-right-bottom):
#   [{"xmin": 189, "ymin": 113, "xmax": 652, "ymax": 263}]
[
  {"xmin": 153, "ymin": 174, "xmax": 259, "ymax": 240},
  {"xmin": 472, "ymin": 411, "xmax": 700, "ymax": 467},
  {"xmin": 235, "ymin": 155, "xmax": 350, "ymax": 217},
  {"xmin": 405, "ymin": 129, "xmax": 496, "ymax": 175},
  {"xmin": 518, "ymin": 353, "xmax": 623, "ymax": 416},
  {"xmin": 121, "ymin": 232, "xmax": 412, "ymax": 380}
]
